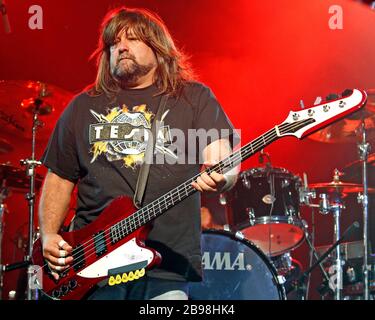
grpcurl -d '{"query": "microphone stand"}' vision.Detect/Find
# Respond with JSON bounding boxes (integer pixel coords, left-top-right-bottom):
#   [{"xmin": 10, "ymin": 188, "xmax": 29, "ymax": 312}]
[{"xmin": 297, "ymin": 221, "xmax": 360, "ymax": 299}]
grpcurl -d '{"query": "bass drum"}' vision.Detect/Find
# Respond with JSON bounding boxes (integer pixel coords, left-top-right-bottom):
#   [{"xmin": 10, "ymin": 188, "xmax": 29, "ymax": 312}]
[{"xmin": 189, "ymin": 230, "xmax": 286, "ymax": 300}]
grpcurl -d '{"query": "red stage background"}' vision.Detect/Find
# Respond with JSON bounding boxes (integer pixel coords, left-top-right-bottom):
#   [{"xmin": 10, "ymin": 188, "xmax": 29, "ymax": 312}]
[{"xmin": 0, "ymin": 0, "xmax": 374, "ymax": 300}]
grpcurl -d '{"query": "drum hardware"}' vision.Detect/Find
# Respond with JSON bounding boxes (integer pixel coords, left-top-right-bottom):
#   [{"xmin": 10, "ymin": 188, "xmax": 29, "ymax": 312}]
[
  {"xmin": 309, "ymin": 168, "xmax": 375, "ymax": 196},
  {"xmin": 315, "ymin": 243, "xmax": 375, "ymax": 298},
  {"xmin": 0, "ymin": 80, "xmax": 72, "ymax": 300},
  {"xmin": 307, "ymin": 168, "xmax": 363, "ymax": 300},
  {"xmin": 284, "ymin": 170, "xmax": 331, "ymax": 299},
  {"xmin": 20, "ymin": 92, "xmax": 46, "ymax": 301},
  {"xmin": 246, "ymin": 207, "xmax": 255, "ymax": 226},
  {"xmin": 234, "ymin": 230, "xmax": 245, "ymax": 241},
  {"xmin": 299, "ymin": 172, "xmax": 316, "ymax": 206},
  {"xmin": 0, "ymin": 148, "xmax": 43, "ymax": 299},
  {"xmin": 308, "ymin": 191, "xmax": 346, "ymax": 300},
  {"xmin": 225, "ymin": 166, "xmax": 305, "ymax": 257},
  {"xmin": 271, "ymin": 252, "xmax": 306, "ymax": 299},
  {"xmin": 223, "ymin": 224, "xmax": 231, "ymax": 232},
  {"xmin": 0, "ymin": 183, "xmax": 29, "ymax": 301},
  {"xmin": 305, "ymin": 89, "xmax": 375, "ymax": 300},
  {"xmin": 272, "ymin": 252, "xmax": 293, "ymax": 275},
  {"xmin": 287, "ymin": 214, "xmax": 295, "ymax": 224},
  {"xmin": 297, "ymin": 221, "xmax": 360, "ymax": 300},
  {"xmin": 314, "ymin": 89, "xmax": 374, "ymax": 300}
]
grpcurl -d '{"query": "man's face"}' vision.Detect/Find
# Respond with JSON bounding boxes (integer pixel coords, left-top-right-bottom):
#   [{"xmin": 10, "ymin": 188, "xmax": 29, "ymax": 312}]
[{"xmin": 110, "ymin": 29, "xmax": 157, "ymax": 87}]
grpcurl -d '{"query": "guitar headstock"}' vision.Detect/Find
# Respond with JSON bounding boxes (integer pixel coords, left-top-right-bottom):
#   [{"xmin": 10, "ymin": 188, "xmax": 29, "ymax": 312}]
[{"xmin": 277, "ymin": 89, "xmax": 368, "ymax": 139}]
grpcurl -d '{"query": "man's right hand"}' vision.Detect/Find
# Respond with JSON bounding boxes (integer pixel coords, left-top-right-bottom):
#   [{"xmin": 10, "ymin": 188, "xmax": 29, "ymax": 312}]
[{"xmin": 41, "ymin": 233, "xmax": 73, "ymax": 280}]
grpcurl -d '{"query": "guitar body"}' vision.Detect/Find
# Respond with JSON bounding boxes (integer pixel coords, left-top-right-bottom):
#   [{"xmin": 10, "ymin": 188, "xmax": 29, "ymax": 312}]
[{"xmin": 32, "ymin": 196, "xmax": 161, "ymax": 300}]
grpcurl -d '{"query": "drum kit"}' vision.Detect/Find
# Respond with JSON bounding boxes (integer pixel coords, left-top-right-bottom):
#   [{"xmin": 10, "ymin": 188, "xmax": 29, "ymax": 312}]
[
  {"xmin": 194, "ymin": 90, "xmax": 375, "ymax": 300},
  {"xmin": 0, "ymin": 80, "xmax": 73, "ymax": 300}
]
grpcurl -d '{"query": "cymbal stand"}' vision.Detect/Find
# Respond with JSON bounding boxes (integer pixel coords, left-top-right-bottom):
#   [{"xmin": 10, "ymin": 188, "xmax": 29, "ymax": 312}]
[
  {"xmin": 299, "ymin": 174, "xmax": 332, "ymax": 299},
  {"xmin": 20, "ymin": 104, "xmax": 43, "ymax": 300},
  {"xmin": 309, "ymin": 192, "xmax": 345, "ymax": 300},
  {"xmin": 357, "ymin": 121, "xmax": 371, "ymax": 300},
  {"xmin": 324, "ymin": 193, "xmax": 345, "ymax": 300}
]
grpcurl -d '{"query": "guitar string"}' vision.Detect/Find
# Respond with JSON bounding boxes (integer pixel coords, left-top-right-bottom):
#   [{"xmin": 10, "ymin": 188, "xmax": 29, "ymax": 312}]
[{"xmin": 35, "ymin": 119, "xmax": 312, "ymax": 278}]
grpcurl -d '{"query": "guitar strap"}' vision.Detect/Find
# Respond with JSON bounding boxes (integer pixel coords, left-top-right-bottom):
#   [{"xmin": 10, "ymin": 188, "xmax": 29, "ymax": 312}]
[{"xmin": 133, "ymin": 95, "xmax": 169, "ymax": 209}]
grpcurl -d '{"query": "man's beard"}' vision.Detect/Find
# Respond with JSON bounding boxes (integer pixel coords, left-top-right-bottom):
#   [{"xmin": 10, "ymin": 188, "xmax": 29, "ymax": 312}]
[{"xmin": 111, "ymin": 57, "xmax": 155, "ymax": 87}]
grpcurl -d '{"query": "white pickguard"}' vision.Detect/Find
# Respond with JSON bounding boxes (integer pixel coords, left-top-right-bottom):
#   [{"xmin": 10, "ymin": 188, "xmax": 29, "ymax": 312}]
[{"xmin": 77, "ymin": 238, "xmax": 154, "ymax": 278}]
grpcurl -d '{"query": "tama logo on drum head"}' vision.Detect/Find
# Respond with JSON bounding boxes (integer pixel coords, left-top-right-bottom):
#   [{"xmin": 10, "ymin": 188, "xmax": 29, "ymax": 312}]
[
  {"xmin": 262, "ymin": 194, "xmax": 276, "ymax": 205},
  {"xmin": 202, "ymin": 251, "xmax": 247, "ymax": 271}
]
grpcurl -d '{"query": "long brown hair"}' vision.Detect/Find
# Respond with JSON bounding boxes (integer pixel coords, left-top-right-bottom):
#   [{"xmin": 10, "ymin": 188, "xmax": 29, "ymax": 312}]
[{"xmin": 88, "ymin": 6, "xmax": 195, "ymax": 98}]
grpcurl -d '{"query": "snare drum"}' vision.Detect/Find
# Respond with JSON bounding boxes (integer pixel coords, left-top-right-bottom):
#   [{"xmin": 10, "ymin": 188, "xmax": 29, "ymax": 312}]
[{"xmin": 226, "ymin": 167, "xmax": 305, "ymax": 256}]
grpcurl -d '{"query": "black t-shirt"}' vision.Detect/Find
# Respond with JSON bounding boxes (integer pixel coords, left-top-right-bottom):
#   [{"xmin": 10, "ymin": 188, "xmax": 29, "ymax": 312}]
[{"xmin": 41, "ymin": 81, "xmax": 237, "ymax": 282}]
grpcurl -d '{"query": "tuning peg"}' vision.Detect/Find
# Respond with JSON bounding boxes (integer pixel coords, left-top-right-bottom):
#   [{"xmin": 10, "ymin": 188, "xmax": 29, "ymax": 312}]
[
  {"xmin": 325, "ymin": 93, "xmax": 339, "ymax": 102},
  {"xmin": 341, "ymin": 89, "xmax": 353, "ymax": 98},
  {"xmin": 314, "ymin": 96, "xmax": 322, "ymax": 105}
]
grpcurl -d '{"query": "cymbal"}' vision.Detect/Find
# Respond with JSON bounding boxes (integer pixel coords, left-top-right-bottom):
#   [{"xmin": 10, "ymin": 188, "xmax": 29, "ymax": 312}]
[
  {"xmin": 308, "ymin": 89, "xmax": 375, "ymax": 143},
  {"xmin": 309, "ymin": 181, "xmax": 375, "ymax": 194},
  {"xmin": 345, "ymin": 153, "xmax": 375, "ymax": 170},
  {"xmin": 0, "ymin": 138, "xmax": 13, "ymax": 154},
  {"xmin": 0, "ymin": 80, "xmax": 73, "ymax": 141},
  {"xmin": 342, "ymin": 153, "xmax": 375, "ymax": 185},
  {"xmin": 0, "ymin": 163, "xmax": 43, "ymax": 191}
]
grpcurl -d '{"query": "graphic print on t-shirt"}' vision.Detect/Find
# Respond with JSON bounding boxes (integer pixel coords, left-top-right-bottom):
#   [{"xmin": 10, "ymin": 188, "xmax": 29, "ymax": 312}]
[{"xmin": 88, "ymin": 104, "xmax": 175, "ymax": 168}]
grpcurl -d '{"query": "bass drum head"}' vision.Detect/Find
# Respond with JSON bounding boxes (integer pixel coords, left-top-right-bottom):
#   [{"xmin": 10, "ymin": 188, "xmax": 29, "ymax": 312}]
[{"xmin": 189, "ymin": 230, "xmax": 285, "ymax": 300}]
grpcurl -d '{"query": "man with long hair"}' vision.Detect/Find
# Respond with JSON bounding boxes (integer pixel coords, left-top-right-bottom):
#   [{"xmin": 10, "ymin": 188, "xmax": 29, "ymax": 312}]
[{"xmin": 38, "ymin": 6, "xmax": 238, "ymax": 300}]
